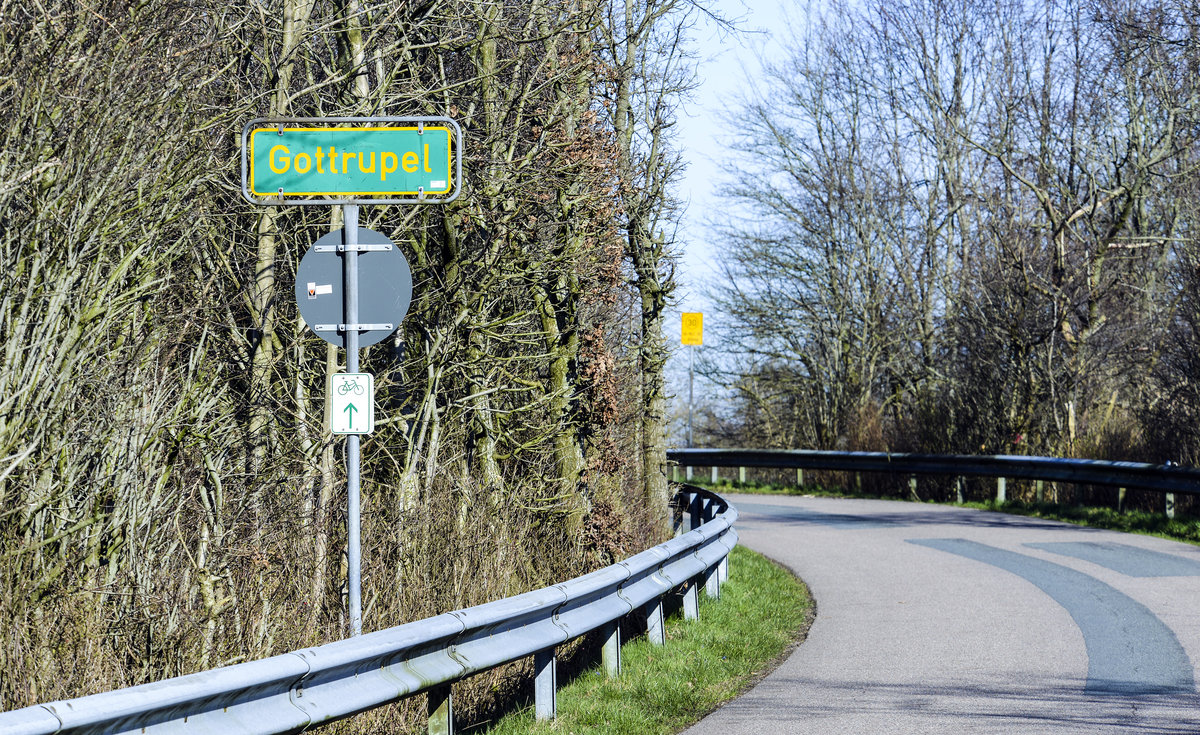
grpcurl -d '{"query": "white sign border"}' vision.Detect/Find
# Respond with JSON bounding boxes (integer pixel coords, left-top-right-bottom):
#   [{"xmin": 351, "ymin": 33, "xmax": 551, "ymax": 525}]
[
  {"xmin": 240, "ymin": 116, "xmax": 462, "ymax": 206},
  {"xmin": 328, "ymin": 372, "xmax": 375, "ymax": 435}
]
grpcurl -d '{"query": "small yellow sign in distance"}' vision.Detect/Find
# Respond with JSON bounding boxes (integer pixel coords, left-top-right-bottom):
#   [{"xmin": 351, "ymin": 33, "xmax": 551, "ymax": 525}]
[{"xmin": 682, "ymin": 312, "xmax": 703, "ymax": 346}]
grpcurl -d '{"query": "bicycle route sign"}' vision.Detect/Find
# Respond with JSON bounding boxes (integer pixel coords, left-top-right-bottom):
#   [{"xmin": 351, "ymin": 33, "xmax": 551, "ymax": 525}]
[
  {"xmin": 294, "ymin": 226, "xmax": 412, "ymax": 348},
  {"xmin": 328, "ymin": 373, "xmax": 374, "ymax": 434}
]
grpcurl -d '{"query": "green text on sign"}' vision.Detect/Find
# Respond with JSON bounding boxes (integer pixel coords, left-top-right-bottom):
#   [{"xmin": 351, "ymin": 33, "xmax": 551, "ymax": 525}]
[{"xmin": 248, "ymin": 126, "xmax": 453, "ymax": 198}]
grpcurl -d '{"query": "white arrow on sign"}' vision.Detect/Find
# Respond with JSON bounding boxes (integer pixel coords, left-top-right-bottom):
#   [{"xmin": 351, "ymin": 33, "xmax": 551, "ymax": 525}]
[{"xmin": 328, "ymin": 372, "xmax": 374, "ymax": 434}]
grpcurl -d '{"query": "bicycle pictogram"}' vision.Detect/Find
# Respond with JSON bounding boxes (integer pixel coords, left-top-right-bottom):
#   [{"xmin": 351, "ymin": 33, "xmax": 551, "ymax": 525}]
[{"xmin": 337, "ymin": 376, "xmax": 365, "ymax": 396}]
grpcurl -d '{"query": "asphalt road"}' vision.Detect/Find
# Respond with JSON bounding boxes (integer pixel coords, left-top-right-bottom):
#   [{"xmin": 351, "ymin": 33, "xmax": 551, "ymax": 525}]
[{"xmin": 684, "ymin": 494, "xmax": 1200, "ymax": 734}]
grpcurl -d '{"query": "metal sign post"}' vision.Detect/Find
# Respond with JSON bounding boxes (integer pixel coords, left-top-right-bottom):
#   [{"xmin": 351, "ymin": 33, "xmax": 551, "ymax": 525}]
[
  {"xmin": 682, "ymin": 313, "xmax": 703, "ymax": 451},
  {"xmin": 243, "ymin": 116, "xmax": 458, "ymax": 637},
  {"xmin": 295, "ymin": 221, "xmax": 408, "ymax": 637},
  {"xmin": 688, "ymin": 347, "xmax": 694, "ymax": 449},
  {"xmin": 344, "ymin": 204, "xmax": 363, "ymax": 636}
]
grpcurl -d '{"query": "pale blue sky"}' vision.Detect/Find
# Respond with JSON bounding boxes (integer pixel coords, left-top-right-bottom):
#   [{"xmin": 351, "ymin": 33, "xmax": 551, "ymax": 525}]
[
  {"xmin": 666, "ymin": 0, "xmax": 792, "ymax": 433},
  {"xmin": 672, "ymin": 0, "xmax": 792, "ymax": 318}
]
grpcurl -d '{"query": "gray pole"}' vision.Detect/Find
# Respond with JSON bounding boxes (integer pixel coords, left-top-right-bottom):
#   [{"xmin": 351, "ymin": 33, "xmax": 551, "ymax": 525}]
[
  {"xmin": 344, "ymin": 204, "xmax": 363, "ymax": 636},
  {"xmin": 688, "ymin": 346, "xmax": 694, "ymax": 449}
]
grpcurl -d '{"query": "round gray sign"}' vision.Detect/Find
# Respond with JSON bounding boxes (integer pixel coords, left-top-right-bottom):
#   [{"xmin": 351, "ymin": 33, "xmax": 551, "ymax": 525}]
[{"xmin": 295, "ymin": 227, "xmax": 412, "ymax": 347}]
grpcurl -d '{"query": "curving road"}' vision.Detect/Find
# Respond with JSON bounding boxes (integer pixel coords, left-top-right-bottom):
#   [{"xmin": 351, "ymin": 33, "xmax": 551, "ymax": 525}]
[{"xmin": 685, "ymin": 494, "xmax": 1200, "ymax": 734}]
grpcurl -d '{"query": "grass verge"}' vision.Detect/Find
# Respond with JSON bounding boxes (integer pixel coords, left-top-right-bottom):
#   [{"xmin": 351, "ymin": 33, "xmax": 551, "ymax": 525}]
[
  {"xmin": 962, "ymin": 499, "xmax": 1200, "ymax": 545},
  {"xmin": 477, "ymin": 546, "xmax": 812, "ymax": 734},
  {"xmin": 688, "ymin": 479, "xmax": 1200, "ymax": 547}
]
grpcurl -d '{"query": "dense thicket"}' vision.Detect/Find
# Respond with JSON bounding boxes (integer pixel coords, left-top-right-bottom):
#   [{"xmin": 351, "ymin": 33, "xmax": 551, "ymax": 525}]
[
  {"xmin": 0, "ymin": 0, "xmax": 694, "ymax": 723},
  {"xmin": 704, "ymin": 0, "xmax": 1200, "ymax": 505}
]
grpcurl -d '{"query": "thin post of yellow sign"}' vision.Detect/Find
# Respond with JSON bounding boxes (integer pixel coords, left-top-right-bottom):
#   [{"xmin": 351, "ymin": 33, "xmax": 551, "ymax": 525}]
[{"xmin": 682, "ymin": 312, "xmax": 703, "ymax": 346}]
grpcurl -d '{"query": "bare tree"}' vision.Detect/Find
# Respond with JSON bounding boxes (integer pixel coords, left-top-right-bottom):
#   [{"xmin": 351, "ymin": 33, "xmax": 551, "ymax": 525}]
[
  {"xmin": 0, "ymin": 0, "xmax": 690, "ymax": 722},
  {"xmin": 703, "ymin": 0, "xmax": 1200, "ymax": 482},
  {"xmin": 597, "ymin": 0, "xmax": 699, "ymax": 530}
]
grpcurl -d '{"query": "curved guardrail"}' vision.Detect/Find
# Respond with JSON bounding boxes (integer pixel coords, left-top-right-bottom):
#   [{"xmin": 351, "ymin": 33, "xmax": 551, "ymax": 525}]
[
  {"xmin": 0, "ymin": 487, "xmax": 736, "ymax": 735},
  {"xmin": 667, "ymin": 448, "xmax": 1200, "ymax": 497}
]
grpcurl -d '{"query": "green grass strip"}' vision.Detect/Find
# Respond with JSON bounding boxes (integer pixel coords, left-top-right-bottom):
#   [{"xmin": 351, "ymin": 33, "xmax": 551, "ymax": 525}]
[
  {"xmin": 689, "ymin": 478, "xmax": 1200, "ymax": 547},
  {"xmin": 964, "ymin": 500, "xmax": 1200, "ymax": 546},
  {"xmin": 480, "ymin": 546, "xmax": 812, "ymax": 734}
]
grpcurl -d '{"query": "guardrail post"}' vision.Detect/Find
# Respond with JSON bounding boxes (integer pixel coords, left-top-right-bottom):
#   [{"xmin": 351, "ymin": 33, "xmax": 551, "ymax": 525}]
[
  {"xmin": 428, "ymin": 685, "xmax": 453, "ymax": 735},
  {"xmin": 711, "ymin": 466, "xmax": 719, "ymax": 484},
  {"xmin": 719, "ymin": 553, "xmax": 729, "ymax": 585},
  {"xmin": 996, "ymin": 476, "xmax": 1006, "ymax": 503},
  {"xmin": 1118, "ymin": 487, "xmax": 1126, "ymax": 514},
  {"xmin": 673, "ymin": 491, "xmax": 690, "ymax": 537},
  {"xmin": 683, "ymin": 578, "xmax": 699, "ymax": 620},
  {"xmin": 909, "ymin": 476, "xmax": 918, "ymax": 499},
  {"xmin": 797, "ymin": 468, "xmax": 804, "ymax": 487},
  {"xmin": 534, "ymin": 648, "xmax": 557, "ymax": 720},
  {"xmin": 602, "ymin": 621, "xmax": 621, "ymax": 677},
  {"xmin": 1036, "ymin": 479, "xmax": 1044, "ymax": 502},
  {"xmin": 686, "ymin": 465, "xmax": 693, "ymax": 480},
  {"xmin": 646, "ymin": 598, "xmax": 665, "ymax": 645},
  {"xmin": 673, "ymin": 465, "xmax": 679, "ymax": 483},
  {"xmin": 955, "ymin": 477, "xmax": 964, "ymax": 504},
  {"xmin": 702, "ymin": 501, "xmax": 722, "ymax": 598},
  {"xmin": 1166, "ymin": 492, "xmax": 1176, "ymax": 519},
  {"xmin": 704, "ymin": 562, "xmax": 720, "ymax": 599},
  {"xmin": 738, "ymin": 466, "xmax": 746, "ymax": 484}
]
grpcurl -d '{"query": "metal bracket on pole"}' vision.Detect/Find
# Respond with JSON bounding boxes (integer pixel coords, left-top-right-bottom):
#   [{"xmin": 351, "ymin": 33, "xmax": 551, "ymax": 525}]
[
  {"xmin": 313, "ymin": 323, "xmax": 394, "ymax": 333},
  {"xmin": 314, "ymin": 243, "xmax": 392, "ymax": 253}
]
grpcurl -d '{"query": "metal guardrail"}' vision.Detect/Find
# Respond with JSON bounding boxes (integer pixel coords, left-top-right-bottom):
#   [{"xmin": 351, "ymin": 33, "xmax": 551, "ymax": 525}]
[
  {"xmin": 0, "ymin": 487, "xmax": 737, "ymax": 735},
  {"xmin": 667, "ymin": 448, "xmax": 1200, "ymax": 498}
]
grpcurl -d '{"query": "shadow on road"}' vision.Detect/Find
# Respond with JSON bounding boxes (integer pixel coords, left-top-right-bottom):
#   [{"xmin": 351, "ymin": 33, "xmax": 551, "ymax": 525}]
[
  {"xmin": 704, "ymin": 672, "xmax": 1200, "ymax": 734},
  {"xmin": 730, "ymin": 500, "xmax": 1086, "ymax": 532}
]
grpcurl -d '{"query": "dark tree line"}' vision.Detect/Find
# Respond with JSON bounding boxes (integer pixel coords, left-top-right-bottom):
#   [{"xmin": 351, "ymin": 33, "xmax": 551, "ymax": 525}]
[{"xmin": 0, "ymin": 0, "xmax": 704, "ymax": 725}]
